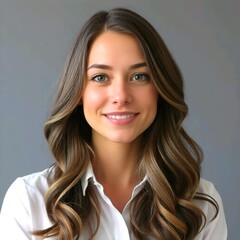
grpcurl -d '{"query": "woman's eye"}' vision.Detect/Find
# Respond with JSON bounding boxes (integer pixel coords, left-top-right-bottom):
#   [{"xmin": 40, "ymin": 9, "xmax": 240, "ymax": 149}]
[
  {"xmin": 131, "ymin": 73, "xmax": 150, "ymax": 82},
  {"xmin": 91, "ymin": 74, "xmax": 107, "ymax": 82}
]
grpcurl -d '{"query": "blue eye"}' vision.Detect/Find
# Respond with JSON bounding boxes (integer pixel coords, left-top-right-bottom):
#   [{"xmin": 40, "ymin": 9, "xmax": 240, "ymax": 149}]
[
  {"xmin": 91, "ymin": 74, "xmax": 108, "ymax": 82},
  {"xmin": 131, "ymin": 73, "xmax": 150, "ymax": 82}
]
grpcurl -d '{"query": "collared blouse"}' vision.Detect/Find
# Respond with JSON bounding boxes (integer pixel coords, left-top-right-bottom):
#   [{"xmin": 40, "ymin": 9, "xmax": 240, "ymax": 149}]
[{"xmin": 0, "ymin": 165, "xmax": 227, "ymax": 239}]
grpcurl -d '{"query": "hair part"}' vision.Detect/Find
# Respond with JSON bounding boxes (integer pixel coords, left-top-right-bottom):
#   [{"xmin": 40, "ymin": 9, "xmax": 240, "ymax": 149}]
[{"xmin": 33, "ymin": 8, "xmax": 219, "ymax": 240}]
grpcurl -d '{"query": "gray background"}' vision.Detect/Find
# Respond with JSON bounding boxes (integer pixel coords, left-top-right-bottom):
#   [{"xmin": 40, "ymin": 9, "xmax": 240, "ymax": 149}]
[{"xmin": 0, "ymin": 0, "xmax": 239, "ymax": 239}]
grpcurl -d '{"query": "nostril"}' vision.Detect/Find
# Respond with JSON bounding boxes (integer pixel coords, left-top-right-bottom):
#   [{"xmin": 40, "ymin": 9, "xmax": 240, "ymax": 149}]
[{"xmin": 112, "ymin": 96, "xmax": 131, "ymax": 106}]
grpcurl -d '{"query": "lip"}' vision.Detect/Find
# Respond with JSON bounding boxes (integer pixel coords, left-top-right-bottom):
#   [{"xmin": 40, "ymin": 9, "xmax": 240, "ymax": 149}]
[{"xmin": 103, "ymin": 112, "xmax": 139, "ymax": 124}]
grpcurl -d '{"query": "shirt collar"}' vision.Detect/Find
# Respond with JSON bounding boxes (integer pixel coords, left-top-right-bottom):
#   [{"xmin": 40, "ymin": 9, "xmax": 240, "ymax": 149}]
[
  {"xmin": 81, "ymin": 162, "xmax": 148, "ymax": 196},
  {"xmin": 81, "ymin": 162, "xmax": 97, "ymax": 196},
  {"xmin": 132, "ymin": 175, "xmax": 148, "ymax": 198}
]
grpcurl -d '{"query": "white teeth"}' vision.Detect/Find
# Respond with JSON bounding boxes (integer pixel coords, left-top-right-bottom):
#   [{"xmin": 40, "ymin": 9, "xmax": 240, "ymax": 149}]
[{"xmin": 107, "ymin": 114, "xmax": 135, "ymax": 120}]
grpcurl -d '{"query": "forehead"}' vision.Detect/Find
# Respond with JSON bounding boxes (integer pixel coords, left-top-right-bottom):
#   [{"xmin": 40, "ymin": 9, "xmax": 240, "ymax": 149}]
[{"xmin": 87, "ymin": 31, "xmax": 145, "ymax": 65}]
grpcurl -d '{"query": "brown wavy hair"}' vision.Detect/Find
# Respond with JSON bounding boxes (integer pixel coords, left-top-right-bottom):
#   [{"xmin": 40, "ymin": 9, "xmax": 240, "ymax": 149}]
[{"xmin": 33, "ymin": 8, "xmax": 218, "ymax": 240}]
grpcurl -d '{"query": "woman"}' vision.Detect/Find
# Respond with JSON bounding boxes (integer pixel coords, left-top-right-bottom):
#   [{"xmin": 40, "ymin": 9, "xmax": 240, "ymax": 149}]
[{"xmin": 0, "ymin": 8, "xmax": 227, "ymax": 240}]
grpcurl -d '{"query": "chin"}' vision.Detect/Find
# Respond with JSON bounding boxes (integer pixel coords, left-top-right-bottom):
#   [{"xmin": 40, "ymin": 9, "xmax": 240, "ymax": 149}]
[{"xmin": 107, "ymin": 135, "xmax": 139, "ymax": 144}]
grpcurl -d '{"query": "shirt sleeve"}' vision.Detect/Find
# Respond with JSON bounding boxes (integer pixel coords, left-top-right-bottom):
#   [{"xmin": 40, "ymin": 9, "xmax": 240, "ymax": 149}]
[
  {"xmin": 202, "ymin": 182, "xmax": 228, "ymax": 240},
  {"xmin": 0, "ymin": 178, "xmax": 32, "ymax": 239}
]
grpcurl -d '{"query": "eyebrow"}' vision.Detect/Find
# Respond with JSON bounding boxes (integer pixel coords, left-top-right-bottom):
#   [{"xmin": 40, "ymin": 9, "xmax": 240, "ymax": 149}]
[{"xmin": 87, "ymin": 62, "xmax": 147, "ymax": 71}]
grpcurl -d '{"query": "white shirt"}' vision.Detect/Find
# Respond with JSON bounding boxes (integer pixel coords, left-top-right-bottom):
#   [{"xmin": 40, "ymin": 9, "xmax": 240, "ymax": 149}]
[{"xmin": 0, "ymin": 165, "xmax": 227, "ymax": 240}]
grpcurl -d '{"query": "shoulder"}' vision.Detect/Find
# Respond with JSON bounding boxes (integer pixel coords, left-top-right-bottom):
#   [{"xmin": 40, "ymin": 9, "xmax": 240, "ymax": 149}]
[
  {"xmin": 194, "ymin": 178, "xmax": 222, "ymax": 216},
  {"xmin": 9, "ymin": 168, "xmax": 50, "ymax": 197},
  {"xmin": 195, "ymin": 178, "xmax": 224, "ymax": 215},
  {"xmin": 192, "ymin": 178, "xmax": 228, "ymax": 240},
  {"xmin": 21, "ymin": 168, "xmax": 50, "ymax": 191},
  {"xmin": 1, "ymin": 168, "xmax": 50, "ymax": 213},
  {"xmin": 0, "ymin": 168, "xmax": 52, "ymax": 237},
  {"xmin": 197, "ymin": 178, "xmax": 218, "ymax": 195}
]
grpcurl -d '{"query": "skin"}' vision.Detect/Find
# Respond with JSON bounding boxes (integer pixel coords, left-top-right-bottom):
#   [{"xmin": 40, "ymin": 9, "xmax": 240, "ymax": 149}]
[{"xmin": 82, "ymin": 31, "xmax": 158, "ymax": 212}]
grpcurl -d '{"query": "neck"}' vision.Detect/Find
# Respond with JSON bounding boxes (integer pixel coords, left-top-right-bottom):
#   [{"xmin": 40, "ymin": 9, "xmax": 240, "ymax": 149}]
[{"xmin": 91, "ymin": 137, "xmax": 142, "ymax": 186}]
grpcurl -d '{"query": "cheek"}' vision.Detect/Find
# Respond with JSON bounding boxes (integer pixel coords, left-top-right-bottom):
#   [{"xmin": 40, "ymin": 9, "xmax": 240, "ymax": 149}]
[
  {"xmin": 139, "ymin": 87, "xmax": 158, "ymax": 108},
  {"xmin": 82, "ymin": 88, "xmax": 103, "ymax": 108},
  {"xmin": 144, "ymin": 88, "xmax": 158, "ymax": 121}
]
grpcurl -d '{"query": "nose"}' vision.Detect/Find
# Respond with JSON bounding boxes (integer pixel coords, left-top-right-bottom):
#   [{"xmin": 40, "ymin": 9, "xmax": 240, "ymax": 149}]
[{"xmin": 110, "ymin": 79, "xmax": 132, "ymax": 107}]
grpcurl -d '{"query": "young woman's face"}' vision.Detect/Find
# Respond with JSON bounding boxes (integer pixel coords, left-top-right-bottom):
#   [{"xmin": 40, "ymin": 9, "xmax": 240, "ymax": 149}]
[{"xmin": 82, "ymin": 31, "xmax": 158, "ymax": 145}]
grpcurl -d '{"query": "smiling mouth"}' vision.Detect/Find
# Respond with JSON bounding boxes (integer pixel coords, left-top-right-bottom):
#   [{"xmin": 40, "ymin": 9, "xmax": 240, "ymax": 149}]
[{"xmin": 105, "ymin": 113, "xmax": 137, "ymax": 120}]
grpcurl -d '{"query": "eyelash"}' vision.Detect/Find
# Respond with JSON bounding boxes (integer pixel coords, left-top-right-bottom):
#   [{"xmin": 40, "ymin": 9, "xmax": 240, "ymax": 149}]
[
  {"xmin": 131, "ymin": 73, "xmax": 150, "ymax": 82},
  {"xmin": 91, "ymin": 74, "xmax": 108, "ymax": 82},
  {"xmin": 90, "ymin": 72, "xmax": 150, "ymax": 83}
]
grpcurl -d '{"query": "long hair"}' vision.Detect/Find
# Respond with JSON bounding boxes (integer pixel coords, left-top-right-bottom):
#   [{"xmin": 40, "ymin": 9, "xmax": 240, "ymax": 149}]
[{"xmin": 33, "ymin": 8, "xmax": 218, "ymax": 240}]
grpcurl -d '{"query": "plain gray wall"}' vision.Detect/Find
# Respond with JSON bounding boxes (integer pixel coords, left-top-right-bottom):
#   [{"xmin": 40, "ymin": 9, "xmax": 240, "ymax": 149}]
[{"xmin": 0, "ymin": 0, "xmax": 239, "ymax": 239}]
